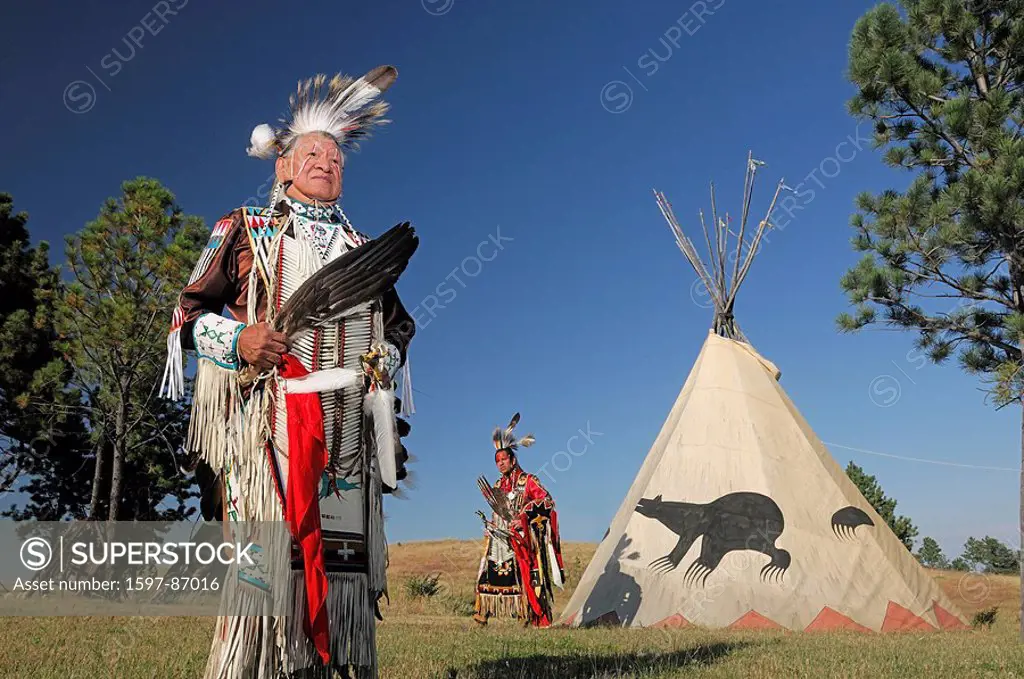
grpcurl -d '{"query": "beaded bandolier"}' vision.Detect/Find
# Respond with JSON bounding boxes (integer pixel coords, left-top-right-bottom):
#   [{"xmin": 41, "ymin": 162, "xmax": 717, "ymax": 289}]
[
  {"xmin": 473, "ymin": 414, "xmax": 566, "ymax": 628},
  {"xmin": 159, "ymin": 65, "xmax": 417, "ymax": 679}
]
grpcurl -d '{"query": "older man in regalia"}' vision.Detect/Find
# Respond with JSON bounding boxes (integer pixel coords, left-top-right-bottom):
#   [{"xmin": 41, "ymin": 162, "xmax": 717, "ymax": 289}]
[{"xmin": 160, "ymin": 65, "xmax": 417, "ymax": 679}]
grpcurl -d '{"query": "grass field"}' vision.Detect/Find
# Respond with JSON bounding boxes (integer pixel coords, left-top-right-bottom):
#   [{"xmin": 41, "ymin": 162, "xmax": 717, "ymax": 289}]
[{"xmin": 1, "ymin": 539, "xmax": 1022, "ymax": 678}]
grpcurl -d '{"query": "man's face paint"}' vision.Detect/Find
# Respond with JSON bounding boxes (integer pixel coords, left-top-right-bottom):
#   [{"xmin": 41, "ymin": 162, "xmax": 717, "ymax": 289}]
[
  {"xmin": 276, "ymin": 133, "xmax": 344, "ymax": 203},
  {"xmin": 495, "ymin": 450, "xmax": 515, "ymax": 476}
]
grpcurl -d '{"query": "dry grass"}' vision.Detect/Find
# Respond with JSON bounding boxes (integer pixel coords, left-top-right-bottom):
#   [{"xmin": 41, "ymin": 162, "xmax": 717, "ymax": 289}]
[{"xmin": 0, "ymin": 540, "xmax": 1022, "ymax": 678}]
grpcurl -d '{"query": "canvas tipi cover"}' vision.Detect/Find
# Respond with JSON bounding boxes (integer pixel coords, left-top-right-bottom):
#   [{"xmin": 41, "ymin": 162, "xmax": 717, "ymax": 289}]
[
  {"xmin": 559, "ymin": 159, "xmax": 968, "ymax": 633},
  {"xmin": 559, "ymin": 332, "xmax": 968, "ymax": 632}
]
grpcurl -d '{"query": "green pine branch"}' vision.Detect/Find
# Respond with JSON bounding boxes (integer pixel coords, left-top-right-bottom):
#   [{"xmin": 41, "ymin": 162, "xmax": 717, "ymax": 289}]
[{"xmin": 840, "ymin": 0, "xmax": 1024, "ymax": 404}]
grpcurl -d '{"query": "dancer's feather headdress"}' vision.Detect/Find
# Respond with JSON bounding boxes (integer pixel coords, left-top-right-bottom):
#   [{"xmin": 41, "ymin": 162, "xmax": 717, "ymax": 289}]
[
  {"xmin": 246, "ymin": 65, "xmax": 397, "ymax": 159},
  {"xmin": 492, "ymin": 412, "xmax": 536, "ymax": 453}
]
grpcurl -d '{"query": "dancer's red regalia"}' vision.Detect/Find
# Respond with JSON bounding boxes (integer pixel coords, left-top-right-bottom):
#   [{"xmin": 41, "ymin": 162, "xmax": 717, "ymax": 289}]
[{"xmin": 473, "ymin": 413, "xmax": 565, "ymax": 627}]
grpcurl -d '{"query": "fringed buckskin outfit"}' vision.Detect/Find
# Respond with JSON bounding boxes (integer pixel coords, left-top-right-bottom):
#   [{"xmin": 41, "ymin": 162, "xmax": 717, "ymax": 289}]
[
  {"xmin": 159, "ymin": 65, "xmax": 416, "ymax": 679},
  {"xmin": 474, "ymin": 414, "xmax": 565, "ymax": 628}
]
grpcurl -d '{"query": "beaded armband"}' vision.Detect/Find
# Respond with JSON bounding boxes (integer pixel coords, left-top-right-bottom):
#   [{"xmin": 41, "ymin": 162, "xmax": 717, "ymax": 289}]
[{"xmin": 193, "ymin": 313, "xmax": 246, "ymax": 369}]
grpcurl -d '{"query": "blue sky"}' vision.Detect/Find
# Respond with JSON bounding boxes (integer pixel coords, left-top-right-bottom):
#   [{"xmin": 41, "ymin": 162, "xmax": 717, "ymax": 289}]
[{"xmin": 0, "ymin": 0, "xmax": 1017, "ymax": 560}]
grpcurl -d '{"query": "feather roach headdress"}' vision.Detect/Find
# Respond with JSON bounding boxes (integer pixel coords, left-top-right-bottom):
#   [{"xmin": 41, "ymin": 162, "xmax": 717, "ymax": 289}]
[
  {"xmin": 492, "ymin": 413, "xmax": 536, "ymax": 454},
  {"xmin": 246, "ymin": 65, "xmax": 397, "ymax": 159}
]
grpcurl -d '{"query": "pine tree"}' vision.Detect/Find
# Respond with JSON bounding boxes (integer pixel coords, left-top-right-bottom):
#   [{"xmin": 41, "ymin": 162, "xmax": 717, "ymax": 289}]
[
  {"xmin": 54, "ymin": 177, "xmax": 206, "ymax": 520},
  {"xmin": 962, "ymin": 535, "xmax": 1021, "ymax": 573},
  {"xmin": 844, "ymin": 461, "xmax": 919, "ymax": 550},
  {"xmin": 0, "ymin": 193, "xmax": 92, "ymax": 518},
  {"xmin": 916, "ymin": 536, "xmax": 950, "ymax": 568},
  {"xmin": 838, "ymin": 0, "xmax": 1024, "ymax": 637}
]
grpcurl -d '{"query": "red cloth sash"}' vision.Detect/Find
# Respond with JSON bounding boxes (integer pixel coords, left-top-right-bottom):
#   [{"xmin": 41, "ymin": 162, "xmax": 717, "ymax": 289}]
[
  {"xmin": 509, "ymin": 516, "xmax": 551, "ymax": 627},
  {"xmin": 279, "ymin": 354, "xmax": 331, "ymax": 664}
]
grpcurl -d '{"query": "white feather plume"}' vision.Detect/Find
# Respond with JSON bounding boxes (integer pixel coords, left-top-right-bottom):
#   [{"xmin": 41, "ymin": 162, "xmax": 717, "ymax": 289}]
[
  {"xmin": 290, "ymin": 79, "xmax": 381, "ymax": 139},
  {"xmin": 247, "ymin": 123, "xmax": 279, "ymax": 159},
  {"xmin": 365, "ymin": 388, "xmax": 397, "ymax": 489},
  {"xmin": 281, "ymin": 66, "xmax": 397, "ymax": 154},
  {"xmin": 282, "ymin": 367, "xmax": 361, "ymax": 394},
  {"xmin": 247, "ymin": 66, "xmax": 396, "ymax": 161},
  {"xmin": 548, "ymin": 541, "xmax": 564, "ymax": 589}
]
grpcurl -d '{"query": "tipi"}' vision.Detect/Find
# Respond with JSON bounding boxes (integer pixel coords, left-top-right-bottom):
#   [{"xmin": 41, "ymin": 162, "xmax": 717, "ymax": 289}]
[{"xmin": 558, "ymin": 155, "xmax": 968, "ymax": 633}]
